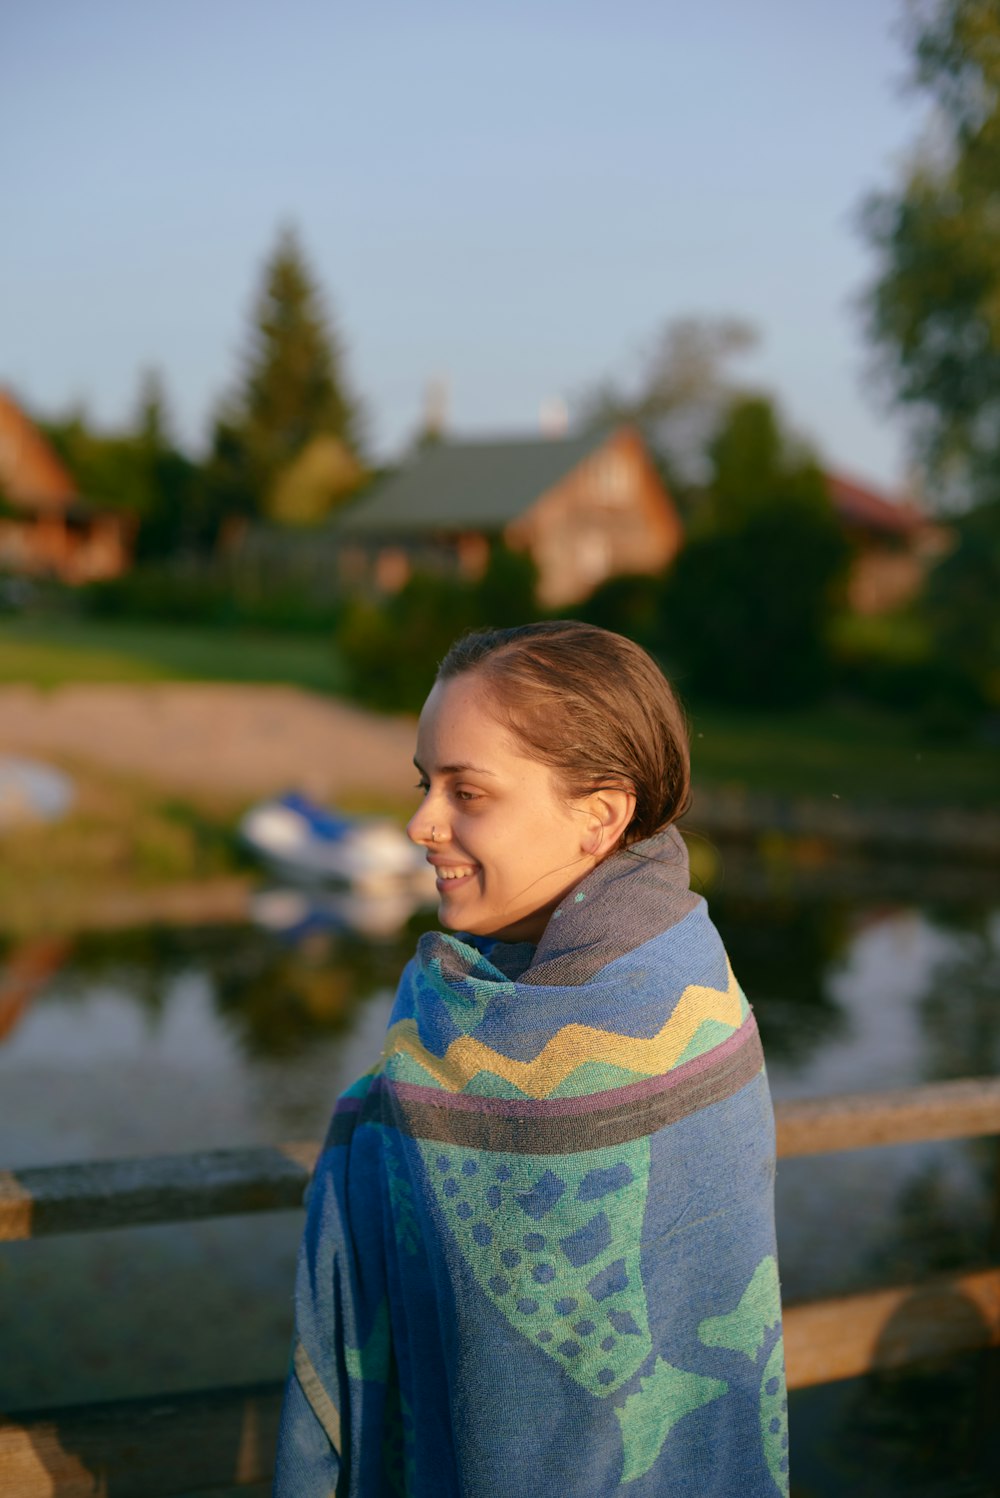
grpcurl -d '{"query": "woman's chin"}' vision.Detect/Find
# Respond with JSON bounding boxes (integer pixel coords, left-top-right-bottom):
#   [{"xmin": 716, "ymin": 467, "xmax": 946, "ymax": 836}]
[
  {"xmin": 437, "ymin": 896, "xmax": 473, "ymax": 933},
  {"xmin": 436, "ymin": 897, "xmax": 548, "ymax": 945}
]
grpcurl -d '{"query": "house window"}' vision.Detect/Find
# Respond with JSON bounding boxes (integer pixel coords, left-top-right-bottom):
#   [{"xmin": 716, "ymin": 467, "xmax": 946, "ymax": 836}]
[
  {"xmin": 375, "ymin": 547, "xmax": 411, "ymax": 594},
  {"xmin": 456, "ymin": 533, "xmax": 490, "ymax": 580}
]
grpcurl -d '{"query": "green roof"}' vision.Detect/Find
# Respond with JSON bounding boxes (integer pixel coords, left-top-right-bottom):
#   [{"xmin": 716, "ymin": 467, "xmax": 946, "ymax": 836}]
[{"xmin": 338, "ymin": 432, "xmax": 610, "ymax": 534}]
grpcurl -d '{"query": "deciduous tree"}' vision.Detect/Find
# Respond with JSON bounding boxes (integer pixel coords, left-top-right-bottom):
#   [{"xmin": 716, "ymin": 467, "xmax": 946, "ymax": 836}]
[
  {"xmin": 580, "ymin": 316, "xmax": 758, "ymax": 503},
  {"xmin": 40, "ymin": 371, "xmax": 199, "ymax": 559},
  {"xmin": 660, "ymin": 397, "xmax": 846, "ymax": 706},
  {"xmin": 863, "ymin": 0, "xmax": 1000, "ymax": 708},
  {"xmin": 862, "ymin": 0, "xmax": 1000, "ymax": 510}
]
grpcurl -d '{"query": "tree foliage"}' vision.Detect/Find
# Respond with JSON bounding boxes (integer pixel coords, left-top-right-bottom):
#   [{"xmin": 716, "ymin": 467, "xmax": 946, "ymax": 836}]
[
  {"xmin": 338, "ymin": 545, "xmax": 539, "ymax": 713},
  {"xmin": 267, "ymin": 435, "xmax": 366, "ymax": 526},
  {"xmin": 30, "ymin": 230, "xmax": 367, "ymax": 560},
  {"xmin": 213, "ymin": 226, "xmax": 365, "ymax": 525},
  {"xmin": 40, "ymin": 370, "xmax": 201, "ymax": 560},
  {"xmin": 862, "ymin": 0, "xmax": 1000, "ymax": 509},
  {"xmin": 923, "ymin": 497, "xmax": 1000, "ymax": 707},
  {"xmin": 660, "ymin": 397, "xmax": 847, "ymax": 706},
  {"xmin": 708, "ymin": 396, "xmax": 832, "ymax": 532},
  {"xmin": 41, "ymin": 406, "xmax": 146, "ymax": 515},
  {"xmin": 128, "ymin": 371, "xmax": 203, "ymax": 559},
  {"xmin": 580, "ymin": 316, "xmax": 758, "ymax": 502},
  {"xmin": 862, "ymin": 0, "xmax": 1000, "ymax": 710}
]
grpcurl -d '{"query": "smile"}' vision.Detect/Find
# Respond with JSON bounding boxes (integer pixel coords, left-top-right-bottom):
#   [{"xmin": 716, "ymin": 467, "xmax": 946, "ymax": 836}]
[{"xmin": 434, "ymin": 865, "xmax": 477, "ymax": 883}]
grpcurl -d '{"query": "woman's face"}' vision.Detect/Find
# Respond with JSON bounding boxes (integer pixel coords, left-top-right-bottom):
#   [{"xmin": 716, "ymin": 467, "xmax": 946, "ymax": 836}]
[{"xmin": 407, "ymin": 673, "xmax": 598, "ymax": 944}]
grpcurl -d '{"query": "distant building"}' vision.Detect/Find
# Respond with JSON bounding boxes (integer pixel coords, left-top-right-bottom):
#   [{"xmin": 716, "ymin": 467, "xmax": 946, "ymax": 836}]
[
  {"xmin": 825, "ymin": 471, "xmax": 952, "ymax": 615},
  {"xmin": 337, "ymin": 426, "xmax": 683, "ymax": 608},
  {"xmin": 0, "ymin": 390, "xmax": 131, "ymax": 583}
]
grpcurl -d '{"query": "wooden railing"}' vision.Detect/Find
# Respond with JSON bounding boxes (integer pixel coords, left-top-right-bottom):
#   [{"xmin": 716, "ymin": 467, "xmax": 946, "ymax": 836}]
[{"xmin": 2, "ymin": 1078, "xmax": 999, "ymax": 1498}]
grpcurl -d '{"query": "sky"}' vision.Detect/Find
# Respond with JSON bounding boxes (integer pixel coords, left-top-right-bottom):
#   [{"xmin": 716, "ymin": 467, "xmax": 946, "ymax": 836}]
[{"xmin": 2, "ymin": 0, "xmax": 926, "ymax": 488}]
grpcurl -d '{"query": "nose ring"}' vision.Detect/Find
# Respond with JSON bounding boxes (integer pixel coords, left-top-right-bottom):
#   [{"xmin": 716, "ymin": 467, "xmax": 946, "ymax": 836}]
[{"xmin": 431, "ymin": 826, "xmax": 439, "ymax": 843}]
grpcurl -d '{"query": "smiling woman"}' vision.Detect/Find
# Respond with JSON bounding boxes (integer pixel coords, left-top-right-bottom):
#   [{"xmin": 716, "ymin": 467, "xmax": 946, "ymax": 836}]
[
  {"xmin": 409, "ymin": 671, "xmax": 637, "ymax": 943},
  {"xmin": 274, "ymin": 622, "xmax": 787, "ymax": 1498}
]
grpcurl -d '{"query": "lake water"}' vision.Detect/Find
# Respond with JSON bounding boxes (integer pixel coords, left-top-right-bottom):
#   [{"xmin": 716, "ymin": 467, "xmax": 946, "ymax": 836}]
[{"xmin": 2, "ymin": 848, "xmax": 999, "ymax": 1495}]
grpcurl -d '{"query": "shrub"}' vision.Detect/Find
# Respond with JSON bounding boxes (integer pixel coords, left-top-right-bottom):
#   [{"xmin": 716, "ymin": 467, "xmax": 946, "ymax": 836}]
[
  {"xmin": 571, "ymin": 573, "xmax": 665, "ymax": 654},
  {"xmin": 81, "ymin": 565, "xmax": 342, "ymax": 632},
  {"xmin": 660, "ymin": 505, "xmax": 847, "ymax": 707},
  {"xmin": 337, "ymin": 544, "xmax": 539, "ymax": 713}
]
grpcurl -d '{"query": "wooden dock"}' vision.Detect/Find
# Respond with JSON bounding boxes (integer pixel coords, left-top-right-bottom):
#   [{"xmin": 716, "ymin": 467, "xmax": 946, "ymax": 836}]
[{"xmin": 2, "ymin": 1077, "xmax": 999, "ymax": 1496}]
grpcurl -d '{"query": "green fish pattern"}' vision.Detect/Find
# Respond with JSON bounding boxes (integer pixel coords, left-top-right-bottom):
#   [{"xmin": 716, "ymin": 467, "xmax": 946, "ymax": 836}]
[{"xmin": 419, "ymin": 1137, "xmax": 654, "ymax": 1398}]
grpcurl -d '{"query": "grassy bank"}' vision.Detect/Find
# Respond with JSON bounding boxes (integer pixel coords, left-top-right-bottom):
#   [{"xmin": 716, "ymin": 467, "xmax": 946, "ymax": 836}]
[
  {"xmin": 0, "ymin": 616, "xmax": 346, "ymax": 693},
  {"xmin": 688, "ymin": 701, "xmax": 997, "ymax": 808},
  {"xmin": 1, "ymin": 615, "xmax": 994, "ymax": 809},
  {"xmin": 0, "ymin": 762, "xmax": 247, "ymax": 936}
]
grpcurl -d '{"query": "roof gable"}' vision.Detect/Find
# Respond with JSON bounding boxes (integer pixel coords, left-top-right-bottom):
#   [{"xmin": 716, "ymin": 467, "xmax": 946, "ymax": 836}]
[
  {"xmin": 825, "ymin": 471, "xmax": 925, "ymax": 536},
  {"xmin": 338, "ymin": 431, "xmax": 612, "ymax": 533},
  {"xmin": 0, "ymin": 390, "xmax": 79, "ymax": 513}
]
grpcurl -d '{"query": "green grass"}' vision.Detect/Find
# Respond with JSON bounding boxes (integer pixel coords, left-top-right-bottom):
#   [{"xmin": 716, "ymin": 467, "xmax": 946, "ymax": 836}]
[
  {"xmin": 0, "ymin": 761, "xmax": 247, "ymax": 936},
  {"xmin": 0, "ymin": 616, "xmax": 347, "ymax": 693},
  {"xmin": 689, "ymin": 699, "xmax": 997, "ymax": 808}
]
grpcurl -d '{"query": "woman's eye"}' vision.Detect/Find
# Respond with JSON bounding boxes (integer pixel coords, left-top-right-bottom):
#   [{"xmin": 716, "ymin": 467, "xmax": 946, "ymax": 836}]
[
  {"xmin": 414, "ymin": 781, "xmax": 430, "ymax": 796},
  {"xmin": 455, "ymin": 788, "xmax": 482, "ymax": 802}
]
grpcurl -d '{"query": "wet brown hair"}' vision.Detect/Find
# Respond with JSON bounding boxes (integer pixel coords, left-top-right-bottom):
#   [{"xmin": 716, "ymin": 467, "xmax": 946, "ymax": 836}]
[{"xmin": 436, "ymin": 620, "xmax": 690, "ymax": 847}]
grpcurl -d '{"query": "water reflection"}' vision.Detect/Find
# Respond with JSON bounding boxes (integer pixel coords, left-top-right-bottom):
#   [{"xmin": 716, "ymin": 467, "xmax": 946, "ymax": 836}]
[
  {"xmin": 792, "ymin": 1350, "xmax": 1000, "ymax": 1498},
  {"xmin": 919, "ymin": 909, "xmax": 1000, "ymax": 1082},
  {"xmin": 250, "ymin": 883, "xmax": 433, "ymax": 942},
  {"xmin": 706, "ymin": 891, "xmax": 849, "ymax": 1066},
  {"xmin": 2, "ymin": 862, "xmax": 996, "ymax": 1167},
  {"xmin": 1, "ymin": 846, "xmax": 997, "ymax": 1493}
]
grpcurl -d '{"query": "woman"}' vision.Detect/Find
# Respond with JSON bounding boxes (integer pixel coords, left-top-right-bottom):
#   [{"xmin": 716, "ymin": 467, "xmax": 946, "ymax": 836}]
[{"xmin": 274, "ymin": 621, "xmax": 787, "ymax": 1497}]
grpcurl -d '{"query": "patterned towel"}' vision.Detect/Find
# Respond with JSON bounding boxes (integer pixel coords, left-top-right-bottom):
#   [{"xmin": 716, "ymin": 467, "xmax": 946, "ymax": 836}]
[{"xmin": 273, "ymin": 827, "xmax": 788, "ymax": 1496}]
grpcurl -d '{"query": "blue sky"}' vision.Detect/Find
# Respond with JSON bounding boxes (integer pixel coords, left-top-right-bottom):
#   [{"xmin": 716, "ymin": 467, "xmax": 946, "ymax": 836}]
[{"xmin": 2, "ymin": 0, "xmax": 924, "ymax": 486}]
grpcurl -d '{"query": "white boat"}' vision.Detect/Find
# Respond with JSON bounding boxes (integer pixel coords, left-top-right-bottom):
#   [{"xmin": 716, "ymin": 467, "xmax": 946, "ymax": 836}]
[
  {"xmin": 239, "ymin": 792, "xmax": 434, "ymax": 895},
  {"xmin": 250, "ymin": 884, "xmax": 430, "ymax": 941}
]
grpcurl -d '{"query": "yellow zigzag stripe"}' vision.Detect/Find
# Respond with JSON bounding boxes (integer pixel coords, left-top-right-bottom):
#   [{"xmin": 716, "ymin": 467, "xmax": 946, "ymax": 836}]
[{"xmin": 381, "ymin": 962, "xmax": 743, "ymax": 1098}]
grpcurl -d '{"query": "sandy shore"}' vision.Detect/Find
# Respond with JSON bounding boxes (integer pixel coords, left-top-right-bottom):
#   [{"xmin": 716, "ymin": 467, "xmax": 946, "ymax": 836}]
[{"xmin": 0, "ymin": 683, "xmax": 419, "ymax": 802}]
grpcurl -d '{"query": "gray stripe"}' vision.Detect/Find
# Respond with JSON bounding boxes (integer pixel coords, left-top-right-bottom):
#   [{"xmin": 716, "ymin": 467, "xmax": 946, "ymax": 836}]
[{"xmin": 524, "ymin": 826, "xmax": 700, "ymax": 986}]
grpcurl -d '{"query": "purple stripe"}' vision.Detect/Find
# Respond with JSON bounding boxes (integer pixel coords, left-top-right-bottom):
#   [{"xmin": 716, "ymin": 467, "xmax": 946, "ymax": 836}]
[
  {"xmin": 334, "ymin": 1096, "xmax": 365, "ymax": 1117},
  {"xmin": 328, "ymin": 1022, "xmax": 765, "ymax": 1153}
]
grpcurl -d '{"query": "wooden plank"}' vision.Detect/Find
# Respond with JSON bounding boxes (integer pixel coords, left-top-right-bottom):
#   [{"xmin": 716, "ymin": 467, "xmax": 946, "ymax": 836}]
[
  {"xmin": 0, "ymin": 1142, "xmax": 319, "ymax": 1242},
  {"xmin": 2, "ymin": 1076, "xmax": 999, "ymax": 1242},
  {"xmin": 1, "ymin": 1270, "xmax": 997, "ymax": 1496},
  {"xmin": 785, "ymin": 1266, "xmax": 1000, "ymax": 1389},
  {"xmin": 0, "ymin": 1383, "xmax": 283, "ymax": 1498},
  {"xmin": 775, "ymin": 1076, "xmax": 1000, "ymax": 1158}
]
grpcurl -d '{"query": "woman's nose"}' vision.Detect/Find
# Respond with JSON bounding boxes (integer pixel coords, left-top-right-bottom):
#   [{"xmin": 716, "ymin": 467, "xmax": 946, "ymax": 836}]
[{"xmin": 407, "ymin": 806, "xmax": 437, "ymax": 846}]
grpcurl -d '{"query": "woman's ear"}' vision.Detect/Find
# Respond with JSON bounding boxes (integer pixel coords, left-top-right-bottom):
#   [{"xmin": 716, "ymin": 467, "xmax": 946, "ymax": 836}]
[{"xmin": 581, "ymin": 787, "xmax": 636, "ymax": 858}]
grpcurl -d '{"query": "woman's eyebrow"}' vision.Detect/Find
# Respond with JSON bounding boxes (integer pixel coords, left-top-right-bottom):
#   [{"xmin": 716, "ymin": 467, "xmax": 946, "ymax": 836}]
[{"xmin": 413, "ymin": 757, "xmax": 497, "ymax": 777}]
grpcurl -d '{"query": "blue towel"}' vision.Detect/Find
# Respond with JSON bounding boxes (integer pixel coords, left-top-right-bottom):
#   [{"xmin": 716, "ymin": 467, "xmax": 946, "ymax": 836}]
[{"xmin": 274, "ymin": 827, "xmax": 788, "ymax": 1496}]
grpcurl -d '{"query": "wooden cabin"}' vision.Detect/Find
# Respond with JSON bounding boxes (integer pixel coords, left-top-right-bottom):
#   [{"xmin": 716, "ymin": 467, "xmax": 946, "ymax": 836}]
[
  {"xmin": 825, "ymin": 471, "xmax": 951, "ymax": 616},
  {"xmin": 0, "ymin": 390, "xmax": 131, "ymax": 584},
  {"xmin": 336, "ymin": 426, "xmax": 683, "ymax": 608}
]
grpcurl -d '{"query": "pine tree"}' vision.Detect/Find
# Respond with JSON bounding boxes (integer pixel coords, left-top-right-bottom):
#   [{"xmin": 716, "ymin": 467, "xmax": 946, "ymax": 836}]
[
  {"xmin": 224, "ymin": 226, "xmax": 364, "ymax": 521},
  {"xmin": 128, "ymin": 369, "xmax": 200, "ymax": 560}
]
